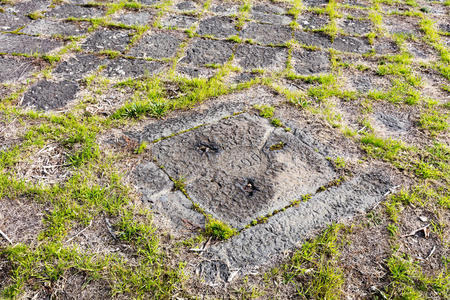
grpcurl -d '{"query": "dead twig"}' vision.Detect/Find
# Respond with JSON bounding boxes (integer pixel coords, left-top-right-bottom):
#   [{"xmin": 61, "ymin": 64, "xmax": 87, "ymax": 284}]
[
  {"xmin": 401, "ymin": 224, "xmax": 430, "ymax": 238},
  {"xmin": 0, "ymin": 228, "xmax": 13, "ymax": 244},
  {"xmin": 104, "ymin": 216, "xmax": 119, "ymax": 241},
  {"xmin": 66, "ymin": 220, "xmax": 93, "ymax": 243},
  {"xmin": 425, "ymin": 246, "xmax": 436, "ymax": 260}
]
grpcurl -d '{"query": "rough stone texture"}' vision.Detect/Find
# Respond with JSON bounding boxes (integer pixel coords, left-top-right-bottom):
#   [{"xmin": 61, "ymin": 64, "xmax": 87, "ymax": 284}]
[
  {"xmin": 340, "ymin": 18, "xmax": 372, "ymax": 35},
  {"xmin": 21, "ymin": 19, "xmax": 87, "ymax": 36},
  {"xmin": 241, "ymin": 23, "xmax": 292, "ymax": 45},
  {"xmin": 196, "ymin": 16, "xmax": 238, "ymax": 38},
  {"xmin": 0, "ymin": 56, "xmax": 38, "ymax": 83},
  {"xmin": 176, "ymin": 65, "xmax": 217, "ymax": 79},
  {"xmin": 297, "ymin": 12, "xmax": 329, "ymax": 30},
  {"xmin": 303, "ymin": 0, "xmax": 329, "ymax": 7},
  {"xmin": 160, "ymin": 14, "xmax": 197, "ymax": 29},
  {"xmin": 0, "ymin": 12, "xmax": 31, "ymax": 31},
  {"xmin": 374, "ymin": 38, "xmax": 400, "ymax": 55},
  {"xmin": 133, "ymin": 161, "xmax": 205, "ymax": 236},
  {"xmin": 7, "ymin": 0, "xmax": 50, "ymax": 14},
  {"xmin": 111, "ymin": 11, "xmax": 154, "ymax": 26},
  {"xmin": 128, "ymin": 32, "xmax": 183, "ymax": 59},
  {"xmin": 46, "ymin": 4, "xmax": 105, "ymax": 19},
  {"xmin": 0, "ymin": 33, "xmax": 62, "ymax": 54},
  {"xmin": 295, "ymin": 30, "xmax": 332, "ymax": 48},
  {"xmin": 21, "ymin": 80, "xmax": 79, "ymax": 111},
  {"xmin": 152, "ymin": 113, "xmax": 337, "ymax": 229},
  {"xmin": 292, "ymin": 49, "xmax": 330, "ymax": 75},
  {"xmin": 383, "ymin": 15, "xmax": 421, "ymax": 36},
  {"xmin": 235, "ymin": 44, "xmax": 288, "ymax": 71},
  {"xmin": 198, "ymin": 170, "xmax": 393, "ymax": 283},
  {"xmin": 172, "ymin": 0, "xmax": 199, "ymax": 12},
  {"xmin": 180, "ymin": 38, "xmax": 234, "ymax": 66},
  {"xmin": 250, "ymin": 4, "xmax": 291, "ymax": 25},
  {"xmin": 53, "ymin": 54, "xmax": 104, "ymax": 80},
  {"xmin": 81, "ymin": 30, "xmax": 132, "ymax": 53},
  {"xmin": 209, "ymin": 2, "xmax": 239, "ymax": 16},
  {"xmin": 104, "ymin": 58, "xmax": 166, "ymax": 79},
  {"xmin": 333, "ymin": 35, "xmax": 371, "ymax": 54}
]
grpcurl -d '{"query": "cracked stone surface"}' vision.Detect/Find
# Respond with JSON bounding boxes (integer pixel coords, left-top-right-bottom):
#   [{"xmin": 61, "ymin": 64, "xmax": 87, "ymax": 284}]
[{"xmin": 198, "ymin": 170, "xmax": 394, "ymax": 282}]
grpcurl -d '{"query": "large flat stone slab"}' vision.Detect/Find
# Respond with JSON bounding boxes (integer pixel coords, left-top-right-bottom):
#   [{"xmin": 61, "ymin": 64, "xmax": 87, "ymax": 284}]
[
  {"xmin": 128, "ymin": 31, "xmax": 184, "ymax": 59},
  {"xmin": 103, "ymin": 58, "xmax": 166, "ymax": 79},
  {"xmin": 81, "ymin": 29, "xmax": 132, "ymax": 53},
  {"xmin": 21, "ymin": 80, "xmax": 79, "ymax": 111},
  {"xmin": 53, "ymin": 54, "xmax": 104, "ymax": 81},
  {"xmin": 180, "ymin": 38, "xmax": 235, "ymax": 66},
  {"xmin": 152, "ymin": 113, "xmax": 337, "ymax": 229},
  {"xmin": 235, "ymin": 44, "xmax": 288, "ymax": 71},
  {"xmin": 196, "ymin": 16, "xmax": 238, "ymax": 38},
  {"xmin": 197, "ymin": 170, "xmax": 394, "ymax": 283},
  {"xmin": 241, "ymin": 23, "xmax": 292, "ymax": 45},
  {"xmin": 21, "ymin": 19, "xmax": 88, "ymax": 37},
  {"xmin": 0, "ymin": 33, "xmax": 62, "ymax": 54}
]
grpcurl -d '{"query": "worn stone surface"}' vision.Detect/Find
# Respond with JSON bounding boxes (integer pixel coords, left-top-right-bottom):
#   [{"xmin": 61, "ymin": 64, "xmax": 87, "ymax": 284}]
[
  {"xmin": 241, "ymin": 23, "xmax": 292, "ymax": 45},
  {"xmin": 0, "ymin": 12, "xmax": 31, "ymax": 31},
  {"xmin": 160, "ymin": 14, "xmax": 197, "ymax": 29},
  {"xmin": 152, "ymin": 113, "xmax": 337, "ymax": 229},
  {"xmin": 133, "ymin": 161, "xmax": 205, "ymax": 236},
  {"xmin": 81, "ymin": 29, "xmax": 132, "ymax": 53},
  {"xmin": 0, "ymin": 56, "xmax": 38, "ymax": 83},
  {"xmin": 104, "ymin": 58, "xmax": 166, "ymax": 79},
  {"xmin": 128, "ymin": 32, "xmax": 183, "ymax": 59},
  {"xmin": 46, "ymin": 4, "xmax": 105, "ymax": 19},
  {"xmin": 297, "ymin": 12, "xmax": 329, "ymax": 30},
  {"xmin": 111, "ymin": 11, "xmax": 154, "ymax": 26},
  {"xmin": 0, "ymin": 33, "xmax": 62, "ymax": 54},
  {"xmin": 292, "ymin": 49, "xmax": 330, "ymax": 75},
  {"xmin": 196, "ymin": 16, "xmax": 238, "ymax": 38},
  {"xmin": 22, "ymin": 19, "xmax": 87, "ymax": 37},
  {"xmin": 235, "ymin": 44, "xmax": 287, "ymax": 71},
  {"xmin": 181, "ymin": 38, "xmax": 234, "ymax": 66},
  {"xmin": 53, "ymin": 54, "xmax": 104, "ymax": 80},
  {"xmin": 21, "ymin": 80, "xmax": 79, "ymax": 111},
  {"xmin": 340, "ymin": 18, "xmax": 372, "ymax": 35},
  {"xmin": 198, "ymin": 170, "xmax": 394, "ymax": 282},
  {"xmin": 295, "ymin": 30, "xmax": 332, "ymax": 48}
]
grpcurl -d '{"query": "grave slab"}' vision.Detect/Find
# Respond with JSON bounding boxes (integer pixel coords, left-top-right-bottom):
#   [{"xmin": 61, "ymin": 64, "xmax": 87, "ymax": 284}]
[
  {"xmin": 152, "ymin": 113, "xmax": 337, "ymax": 229},
  {"xmin": 198, "ymin": 170, "xmax": 394, "ymax": 283}
]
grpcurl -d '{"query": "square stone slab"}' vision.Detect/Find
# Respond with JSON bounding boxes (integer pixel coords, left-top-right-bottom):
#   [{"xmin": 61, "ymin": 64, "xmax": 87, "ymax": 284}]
[
  {"xmin": 152, "ymin": 113, "xmax": 337, "ymax": 228},
  {"xmin": 180, "ymin": 38, "xmax": 235, "ymax": 66},
  {"xmin": 103, "ymin": 58, "xmax": 166, "ymax": 79},
  {"xmin": 0, "ymin": 12, "xmax": 31, "ymax": 31},
  {"xmin": 160, "ymin": 14, "xmax": 198, "ymax": 29},
  {"xmin": 128, "ymin": 32, "xmax": 183, "ymax": 59},
  {"xmin": 332, "ymin": 35, "xmax": 371, "ymax": 54},
  {"xmin": 111, "ymin": 11, "xmax": 155, "ymax": 27},
  {"xmin": 196, "ymin": 16, "xmax": 238, "ymax": 38},
  {"xmin": 291, "ymin": 49, "xmax": 331, "ymax": 75},
  {"xmin": 53, "ymin": 54, "xmax": 104, "ymax": 81},
  {"xmin": 81, "ymin": 29, "xmax": 132, "ymax": 53},
  {"xmin": 297, "ymin": 12, "xmax": 329, "ymax": 30},
  {"xmin": 21, "ymin": 19, "xmax": 88, "ymax": 37},
  {"xmin": 0, "ymin": 56, "xmax": 38, "ymax": 83},
  {"xmin": 295, "ymin": 30, "xmax": 332, "ymax": 48},
  {"xmin": 241, "ymin": 23, "xmax": 292, "ymax": 45},
  {"xmin": 21, "ymin": 80, "xmax": 79, "ymax": 111},
  {"xmin": 235, "ymin": 44, "xmax": 288, "ymax": 71},
  {"xmin": 339, "ymin": 18, "xmax": 372, "ymax": 35},
  {"xmin": 46, "ymin": 4, "xmax": 105, "ymax": 19},
  {"xmin": 0, "ymin": 33, "xmax": 62, "ymax": 54}
]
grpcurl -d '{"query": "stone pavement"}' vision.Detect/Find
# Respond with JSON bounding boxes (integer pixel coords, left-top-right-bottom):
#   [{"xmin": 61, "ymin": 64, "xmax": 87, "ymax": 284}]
[{"xmin": 1, "ymin": 0, "xmax": 448, "ymax": 285}]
